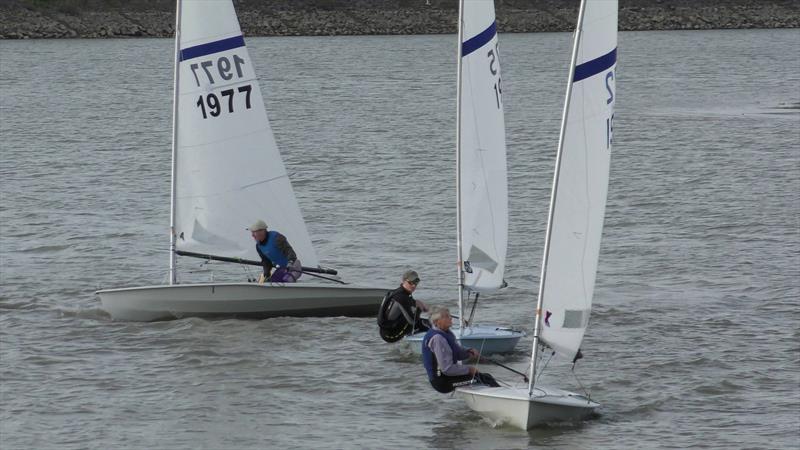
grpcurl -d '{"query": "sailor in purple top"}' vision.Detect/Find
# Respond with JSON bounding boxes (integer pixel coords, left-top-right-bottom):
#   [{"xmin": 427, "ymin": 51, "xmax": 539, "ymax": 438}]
[{"xmin": 422, "ymin": 307, "xmax": 499, "ymax": 393}]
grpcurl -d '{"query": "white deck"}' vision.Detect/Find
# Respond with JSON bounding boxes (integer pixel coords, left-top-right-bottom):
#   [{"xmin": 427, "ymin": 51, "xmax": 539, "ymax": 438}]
[
  {"xmin": 97, "ymin": 282, "xmax": 387, "ymax": 321},
  {"xmin": 455, "ymin": 384, "xmax": 599, "ymax": 429}
]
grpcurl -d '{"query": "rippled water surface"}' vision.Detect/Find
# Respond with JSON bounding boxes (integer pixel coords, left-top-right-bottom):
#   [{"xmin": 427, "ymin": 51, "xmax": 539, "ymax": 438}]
[{"xmin": 1, "ymin": 29, "xmax": 799, "ymax": 449}]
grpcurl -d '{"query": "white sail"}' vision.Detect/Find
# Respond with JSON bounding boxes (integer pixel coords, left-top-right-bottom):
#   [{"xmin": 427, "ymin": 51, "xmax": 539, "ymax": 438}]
[
  {"xmin": 538, "ymin": 0, "xmax": 617, "ymax": 359},
  {"xmin": 459, "ymin": 0, "xmax": 508, "ymax": 292},
  {"xmin": 172, "ymin": 0, "xmax": 319, "ymax": 267}
]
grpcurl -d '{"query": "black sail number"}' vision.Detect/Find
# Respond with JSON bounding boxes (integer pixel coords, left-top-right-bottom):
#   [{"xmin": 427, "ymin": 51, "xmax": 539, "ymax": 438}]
[
  {"xmin": 487, "ymin": 48, "xmax": 497, "ymax": 75},
  {"xmin": 196, "ymin": 84, "xmax": 252, "ymax": 119},
  {"xmin": 487, "ymin": 42, "xmax": 502, "ymax": 109},
  {"xmin": 189, "ymin": 54, "xmax": 246, "ymax": 87},
  {"xmin": 605, "ymin": 70, "xmax": 615, "ymax": 149}
]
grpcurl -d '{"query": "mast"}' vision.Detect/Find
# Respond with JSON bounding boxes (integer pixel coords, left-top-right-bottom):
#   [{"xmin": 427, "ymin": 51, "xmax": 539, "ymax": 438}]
[
  {"xmin": 168, "ymin": 0, "xmax": 182, "ymax": 285},
  {"xmin": 455, "ymin": 0, "xmax": 466, "ymax": 337},
  {"xmin": 528, "ymin": 0, "xmax": 587, "ymax": 396}
]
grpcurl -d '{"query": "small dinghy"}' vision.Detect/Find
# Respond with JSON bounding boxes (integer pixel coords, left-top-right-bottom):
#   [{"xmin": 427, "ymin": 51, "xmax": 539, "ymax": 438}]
[
  {"xmin": 405, "ymin": 0, "xmax": 524, "ymax": 355},
  {"xmin": 456, "ymin": 0, "xmax": 618, "ymax": 428},
  {"xmin": 97, "ymin": 0, "xmax": 386, "ymax": 321}
]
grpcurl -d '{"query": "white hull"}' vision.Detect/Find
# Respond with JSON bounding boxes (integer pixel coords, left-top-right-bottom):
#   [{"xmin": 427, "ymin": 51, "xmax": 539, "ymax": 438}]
[
  {"xmin": 404, "ymin": 325, "xmax": 525, "ymax": 355},
  {"xmin": 455, "ymin": 384, "xmax": 599, "ymax": 429},
  {"xmin": 97, "ymin": 282, "xmax": 387, "ymax": 321}
]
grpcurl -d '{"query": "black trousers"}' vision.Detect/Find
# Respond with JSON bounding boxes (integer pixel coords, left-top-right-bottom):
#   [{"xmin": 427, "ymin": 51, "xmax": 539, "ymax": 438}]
[
  {"xmin": 411, "ymin": 312, "xmax": 431, "ymax": 333},
  {"xmin": 429, "ymin": 372, "xmax": 500, "ymax": 394},
  {"xmin": 379, "ymin": 316, "xmax": 430, "ymax": 343}
]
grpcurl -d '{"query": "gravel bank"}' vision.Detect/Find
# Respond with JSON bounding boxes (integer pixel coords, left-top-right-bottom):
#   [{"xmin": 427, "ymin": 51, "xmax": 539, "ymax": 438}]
[{"xmin": 1, "ymin": 0, "xmax": 797, "ymax": 39}]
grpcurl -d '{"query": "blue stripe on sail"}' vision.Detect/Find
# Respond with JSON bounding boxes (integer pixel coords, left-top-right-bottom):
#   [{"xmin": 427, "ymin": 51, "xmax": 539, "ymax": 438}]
[
  {"xmin": 461, "ymin": 22, "xmax": 497, "ymax": 57},
  {"xmin": 573, "ymin": 48, "xmax": 617, "ymax": 82},
  {"xmin": 180, "ymin": 35, "xmax": 245, "ymax": 61}
]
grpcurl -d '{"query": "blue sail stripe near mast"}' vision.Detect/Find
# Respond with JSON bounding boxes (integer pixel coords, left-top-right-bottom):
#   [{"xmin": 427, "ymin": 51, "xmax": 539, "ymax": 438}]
[
  {"xmin": 573, "ymin": 48, "xmax": 617, "ymax": 82},
  {"xmin": 461, "ymin": 22, "xmax": 497, "ymax": 57},
  {"xmin": 180, "ymin": 35, "xmax": 245, "ymax": 61}
]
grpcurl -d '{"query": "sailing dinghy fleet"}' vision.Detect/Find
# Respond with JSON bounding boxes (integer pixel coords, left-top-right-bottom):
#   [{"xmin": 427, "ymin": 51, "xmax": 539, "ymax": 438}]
[{"xmin": 96, "ymin": 0, "xmax": 618, "ymax": 429}]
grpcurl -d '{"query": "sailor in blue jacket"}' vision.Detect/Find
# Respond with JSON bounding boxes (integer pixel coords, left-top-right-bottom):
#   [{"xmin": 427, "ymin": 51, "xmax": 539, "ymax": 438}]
[
  {"xmin": 249, "ymin": 219, "xmax": 302, "ymax": 283},
  {"xmin": 422, "ymin": 307, "xmax": 499, "ymax": 393}
]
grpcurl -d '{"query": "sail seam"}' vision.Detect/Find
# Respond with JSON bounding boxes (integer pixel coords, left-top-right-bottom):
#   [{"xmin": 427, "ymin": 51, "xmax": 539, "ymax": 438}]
[
  {"xmin": 178, "ymin": 126, "xmax": 274, "ymax": 150},
  {"xmin": 176, "ymin": 173, "xmax": 289, "ymax": 200}
]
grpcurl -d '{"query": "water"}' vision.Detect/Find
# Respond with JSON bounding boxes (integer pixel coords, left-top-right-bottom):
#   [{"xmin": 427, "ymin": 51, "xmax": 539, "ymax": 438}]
[{"xmin": 1, "ymin": 29, "xmax": 798, "ymax": 449}]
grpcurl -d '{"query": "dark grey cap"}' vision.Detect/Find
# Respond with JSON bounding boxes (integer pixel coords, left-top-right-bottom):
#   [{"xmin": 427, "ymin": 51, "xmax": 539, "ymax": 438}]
[{"xmin": 402, "ymin": 270, "xmax": 420, "ymax": 283}]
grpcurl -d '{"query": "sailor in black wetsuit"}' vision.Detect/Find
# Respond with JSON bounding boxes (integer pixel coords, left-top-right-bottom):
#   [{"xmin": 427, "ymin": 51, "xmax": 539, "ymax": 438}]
[{"xmin": 377, "ymin": 270, "xmax": 430, "ymax": 343}]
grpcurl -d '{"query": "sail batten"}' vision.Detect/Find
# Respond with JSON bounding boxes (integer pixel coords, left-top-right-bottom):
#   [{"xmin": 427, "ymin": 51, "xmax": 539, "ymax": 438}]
[{"xmin": 172, "ymin": 0, "xmax": 319, "ymax": 267}]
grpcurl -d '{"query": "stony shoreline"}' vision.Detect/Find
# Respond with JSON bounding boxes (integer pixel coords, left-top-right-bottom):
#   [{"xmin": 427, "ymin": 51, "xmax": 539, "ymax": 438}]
[{"xmin": 1, "ymin": 0, "xmax": 797, "ymax": 40}]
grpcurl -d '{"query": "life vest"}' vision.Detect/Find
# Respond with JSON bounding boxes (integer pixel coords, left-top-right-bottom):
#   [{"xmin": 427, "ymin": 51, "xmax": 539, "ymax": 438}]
[
  {"xmin": 422, "ymin": 328, "xmax": 460, "ymax": 381},
  {"xmin": 256, "ymin": 231, "xmax": 289, "ymax": 267}
]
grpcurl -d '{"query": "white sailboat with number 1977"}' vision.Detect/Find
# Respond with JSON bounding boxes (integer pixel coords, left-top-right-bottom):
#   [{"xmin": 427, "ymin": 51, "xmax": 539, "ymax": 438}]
[
  {"xmin": 404, "ymin": 0, "xmax": 524, "ymax": 355},
  {"xmin": 97, "ymin": 0, "xmax": 386, "ymax": 321},
  {"xmin": 456, "ymin": 0, "xmax": 617, "ymax": 429}
]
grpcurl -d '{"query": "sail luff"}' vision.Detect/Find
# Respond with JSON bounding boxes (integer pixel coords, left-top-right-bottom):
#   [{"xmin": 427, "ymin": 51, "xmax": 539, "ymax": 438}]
[
  {"xmin": 168, "ymin": 0, "xmax": 182, "ymax": 285},
  {"xmin": 455, "ymin": 0, "xmax": 466, "ymax": 336},
  {"xmin": 528, "ymin": 0, "xmax": 588, "ymax": 395}
]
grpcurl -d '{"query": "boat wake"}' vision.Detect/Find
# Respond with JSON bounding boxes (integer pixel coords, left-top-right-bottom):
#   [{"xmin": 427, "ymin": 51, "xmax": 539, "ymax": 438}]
[{"xmin": 57, "ymin": 306, "xmax": 111, "ymax": 320}]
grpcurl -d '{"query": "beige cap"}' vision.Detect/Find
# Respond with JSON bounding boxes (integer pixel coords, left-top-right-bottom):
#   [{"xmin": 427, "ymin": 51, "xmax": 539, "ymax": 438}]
[{"xmin": 249, "ymin": 219, "xmax": 267, "ymax": 231}]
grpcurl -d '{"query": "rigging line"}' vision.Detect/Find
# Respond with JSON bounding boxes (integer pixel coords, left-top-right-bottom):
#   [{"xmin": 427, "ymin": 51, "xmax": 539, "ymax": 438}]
[
  {"xmin": 239, "ymin": 263, "xmax": 257, "ymax": 282},
  {"xmin": 467, "ymin": 292, "xmax": 479, "ymax": 326},
  {"xmin": 571, "ymin": 364, "xmax": 592, "ymax": 401},
  {"xmin": 535, "ymin": 349, "xmax": 555, "ymax": 384},
  {"xmin": 470, "ymin": 337, "xmax": 488, "ymax": 385}
]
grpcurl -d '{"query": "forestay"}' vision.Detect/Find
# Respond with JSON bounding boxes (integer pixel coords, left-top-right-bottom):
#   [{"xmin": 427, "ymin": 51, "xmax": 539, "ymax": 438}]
[
  {"xmin": 538, "ymin": 0, "xmax": 617, "ymax": 360},
  {"xmin": 459, "ymin": 1, "xmax": 508, "ymax": 293},
  {"xmin": 173, "ymin": 0, "xmax": 319, "ymax": 267}
]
